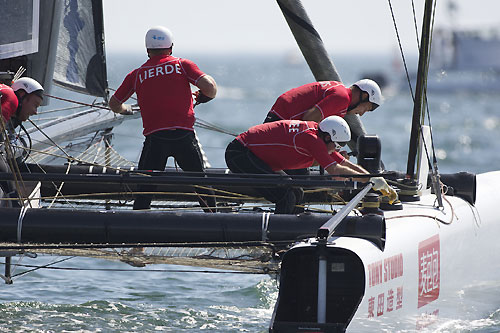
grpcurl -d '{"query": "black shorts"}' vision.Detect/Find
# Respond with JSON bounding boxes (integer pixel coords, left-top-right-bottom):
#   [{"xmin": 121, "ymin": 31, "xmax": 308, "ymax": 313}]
[
  {"xmin": 225, "ymin": 139, "xmax": 300, "ymax": 212},
  {"xmin": 134, "ymin": 129, "xmax": 215, "ymax": 211}
]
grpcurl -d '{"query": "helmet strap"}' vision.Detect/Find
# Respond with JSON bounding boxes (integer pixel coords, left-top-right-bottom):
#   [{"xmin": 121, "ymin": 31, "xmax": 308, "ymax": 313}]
[
  {"xmin": 348, "ymin": 86, "xmax": 364, "ymax": 111},
  {"xmin": 14, "ymin": 91, "xmax": 26, "ymax": 117},
  {"xmin": 317, "ymin": 130, "xmax": 330, "ymax": 143}
]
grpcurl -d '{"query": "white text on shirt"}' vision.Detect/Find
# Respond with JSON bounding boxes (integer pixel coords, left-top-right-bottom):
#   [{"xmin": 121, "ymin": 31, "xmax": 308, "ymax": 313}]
[{"xmin": 139, "ymin": 64, "xmax": 182, "ymax": 83}]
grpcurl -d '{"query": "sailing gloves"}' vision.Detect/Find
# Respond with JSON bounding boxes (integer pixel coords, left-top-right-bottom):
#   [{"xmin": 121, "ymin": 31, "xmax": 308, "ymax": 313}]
[
  {"xmin": 370, "ymin": 177, "xmax": 398, "ymax": 204},
  {"xmin": 195, "ymin": 91, "xmax": 213, "ymax": 104}
]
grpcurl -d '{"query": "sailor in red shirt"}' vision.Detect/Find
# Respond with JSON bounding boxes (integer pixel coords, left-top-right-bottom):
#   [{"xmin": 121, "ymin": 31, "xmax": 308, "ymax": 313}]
[
  {"xmin": 1, "ymin": 76, "xmax": 44, "ymax": 206},
  {"xmin": 262, "ymin": 79, "xmax": 383, "ymax": 178},
  {"xmin": 1, "ymin": 77, "xmax": 44, "ymax": 126},
  {"xmin": 225, "ymin": 116, "xmax": 370, "ymax": 214},
  {"xmin": 264, "ymin": 79, "xmax": 383, "ymax": 123},
  {"xmin": 109, "ymin": 26, "xmax": 217, "ymax": 212}
]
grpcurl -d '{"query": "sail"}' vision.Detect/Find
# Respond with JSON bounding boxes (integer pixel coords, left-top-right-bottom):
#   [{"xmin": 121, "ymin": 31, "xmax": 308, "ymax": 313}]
[
  {"xmin": 0, "ymin": 0, "xmax": 63, "ymax": 104},
  {"xmin": 53, "ymin": 0, "xmax": 108, "ymax": 99},
  {"xmin": 0, "ymin": 0, "xmax": 40, "ymax": 59}
]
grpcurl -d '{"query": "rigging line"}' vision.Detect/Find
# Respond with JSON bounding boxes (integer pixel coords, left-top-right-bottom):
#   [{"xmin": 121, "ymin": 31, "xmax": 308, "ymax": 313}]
[
  {"xmin": 10, "ymin": 256, "xmax": 75, "ymax": 279},
  {"xmin": 81, "ymin": 130, "xmax": 102, "ymax": 159},
  {"xmin": 7, "ymin": 251, "xmax": 26, "ymax": 277},
  {"xmin": 14, "ymin": 137, "xmax": 134, "ymax": 173},
  {"xmin": 17, "ymin": 123, "xmax": 32, "ymax": 164},
  {"xmin": 37, "ymin": 104, "xmax": 87, "ymax": 115},
  {"xmin": 11, "ymin": 138, "xmax": 132, "ymax": 208},
  {"xmin": 44, "ymin": 94, "xmax": 111, "ymax": 111},
  {"xmin": 4, "ymin": 263, "xmax": 274, "ymax": 275},
  {"xmin": 386, "ymin": 213, "xmax": 451, "ymax": 225},
  {"xmin": 13, "ymin": 66, "xmax": 25, "ymax": 81},
  {"xmin": 195, "ymin": 119, "xmax": 237, "ymax": 137},
  {"xmin": 91, "ymin": 136, "xmax": 105, "ymax": 165},
  {"xmin": 48, "ymin": 162, "xmax": 72, "ymax": 209},
  {"xmin": 26, "ymin": 108, "xmax": 112, "ymax": 134},
  {"xmin": 0, "ymin": 112, "xmax": 31, "ymax": 209},
  {"xmin": 17, "ymin": 205, "xmax": 28, "ymax": 242},
  {"xmin": 417, "ymin": 0, "xmax": 444, "ymax": 207},
  {"xmin": 387, "ymin": 0, "xmax": 415, "ymax": 100},
  {"xmin": 194, "ymin": 183, "xmax": 261, "ymax": 201},
  {"xmin": 27, "ymin": 118, "xmax": 74, "ymax": 161},
  {"xmin": 438, "ymin": 187, "xmax": 456, "ymax": 222},
  {"xmin": 0, "ymin": 240, "xmax": 288, "ymax": 251},
  {"xmin": 411, "ymin": 0, "xmax": 420, "ymax": 47},
  {"xmin": 0, "ymin": 190, "xmax": 261, "ymax": 204},
  {"xmin": 423, "ymin": 1, "xmax": 442, "ymax": 175},
  {"xmin": 26, "ymin": 161, "xmax": 77, "ymax": 209}
]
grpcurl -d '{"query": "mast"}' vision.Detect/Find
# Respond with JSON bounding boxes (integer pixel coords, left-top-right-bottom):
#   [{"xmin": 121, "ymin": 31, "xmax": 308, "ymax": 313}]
[
  {"xmin": 406, "ymin": 0, "xmax": 435, "ymax": 179},
  {"xmin": 276, "ymin": 0, "xmax": 367, "ymax": 153}
]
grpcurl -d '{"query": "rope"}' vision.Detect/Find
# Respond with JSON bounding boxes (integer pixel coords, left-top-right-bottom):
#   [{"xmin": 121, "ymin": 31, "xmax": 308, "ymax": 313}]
[
  {"xmin": 13, "ymin": 67, "xmax": 25, "ymax": 81},
  {"xmin": 16, "ymin": 205, "xmax": 28, "ymax": 242},
  {"xmin": 48, "ymin": 162, "xmax": 72, "ymax": 209},
  {"xmin": 44, "ymin": 94, "xmax": 112, "ymax": 111},
  {"xmin": 11, "ymin": 141, "xmax": 136, "ymax": 174},
  {"xmin": 4, "ymin": 262, "xmax": 274, "ymax": 276},
  {"xmin": 46, "ymin": 92, "xmax": 237, "ymax": 138},
  {"xmin": 0, "ymin": 191, "xmax": 260, "ymax": 205},
  {"xmin": 388, "ymin": 0, "xmax": 444, "ymax": 208},
  {"xmin": 27, "ymin": 118, "xmax": 75, "ymax": 161},
  {"xmin": 0, "ymin": 117, "xmax": 30, "ymax": 206},
  {"xmin": 9, "ymin": 256, "xmax": 75, "ymax": 279},
  {"xmin": 0, "ymin": 103, "xmax": 32, "ymax": 243},
  {"xmin": 387, "ymin": 0, "xmax": 415, "ymax": 100},
  {"xmin": 195, "ymin": 118, "xmax": 237, "ymax": 137}
]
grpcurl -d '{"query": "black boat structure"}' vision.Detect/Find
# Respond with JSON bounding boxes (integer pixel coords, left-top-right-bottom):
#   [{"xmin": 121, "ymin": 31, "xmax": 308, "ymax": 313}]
[{"xmin": 1, "ymin": 1, "xmax": 500, "ymax": 332}]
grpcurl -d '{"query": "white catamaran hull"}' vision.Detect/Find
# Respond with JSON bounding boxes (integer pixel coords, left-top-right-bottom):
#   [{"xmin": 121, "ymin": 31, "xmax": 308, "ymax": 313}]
[{"xmin": 271, "ymin": 171, "xmax": 500, "ymax": 332}]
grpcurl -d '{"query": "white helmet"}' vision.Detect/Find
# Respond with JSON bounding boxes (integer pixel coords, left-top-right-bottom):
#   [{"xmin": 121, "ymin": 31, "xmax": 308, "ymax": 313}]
[
  {"xmin": 353, "ymin": 79, "xmax": 383, "ymax": 108},
  {"xmin": 145, "ymin": 26, "xmax": 173, "ymax": 49},
  {"xmin": 11, "ymin": 77, "xmax": 44, "ymax": 99},
  {"xmin": 318, "ymin": 116, "xmax": 351, "ymax": 142}
]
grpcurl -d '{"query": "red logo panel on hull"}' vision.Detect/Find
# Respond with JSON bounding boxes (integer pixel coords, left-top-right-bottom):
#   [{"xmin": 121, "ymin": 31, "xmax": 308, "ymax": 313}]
[{"xmin": 418, "ymin": 234, "xmax": 440, "ymax": 308}]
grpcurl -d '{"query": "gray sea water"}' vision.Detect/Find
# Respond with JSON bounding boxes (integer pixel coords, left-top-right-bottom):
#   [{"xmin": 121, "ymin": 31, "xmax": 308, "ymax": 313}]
[{"xmin": 1, "ymin": 52, "xmax": 500, "ymax": 332}]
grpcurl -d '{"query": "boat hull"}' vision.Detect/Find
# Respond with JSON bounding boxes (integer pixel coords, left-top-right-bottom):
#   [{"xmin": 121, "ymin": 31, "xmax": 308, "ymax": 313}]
[{"xmin": 270, "ymin": 171, "xmax": 500, "ymax": 332}]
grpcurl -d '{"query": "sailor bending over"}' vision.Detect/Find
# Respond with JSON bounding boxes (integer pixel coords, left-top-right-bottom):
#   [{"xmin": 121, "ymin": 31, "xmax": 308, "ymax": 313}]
[
  {"xmin": 263, "ymin": 79, "xmax": 383, "ymax": 176},
  {"xmin": 263, "ymin": 79, "xmax": 383, "ymax": 123},
  {"xmin": 0, "ymin": 77, "xmax": 44, "ymax": 206},
  {"xmin": 225, "ymin": 116, "xmax": 396, "ymax": 214},
  {"xmin": 1, "ymin": 77, "xmax": 44, "ymax": 127},
  {"xmin": 110, "ymin": 26, "xmax": 217, "ymax": 212}
]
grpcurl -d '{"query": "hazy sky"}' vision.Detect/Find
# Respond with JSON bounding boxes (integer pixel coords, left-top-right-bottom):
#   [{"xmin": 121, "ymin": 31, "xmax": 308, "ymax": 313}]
[{"xmin": 103, "ymin": 0, "xmax": 500, "ymax": 56}]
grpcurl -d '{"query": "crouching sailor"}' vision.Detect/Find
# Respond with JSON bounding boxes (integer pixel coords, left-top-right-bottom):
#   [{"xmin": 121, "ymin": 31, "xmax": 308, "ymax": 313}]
[{"xmin": 225, "ymin": 116, "xmax": 397, "ymax": 214}]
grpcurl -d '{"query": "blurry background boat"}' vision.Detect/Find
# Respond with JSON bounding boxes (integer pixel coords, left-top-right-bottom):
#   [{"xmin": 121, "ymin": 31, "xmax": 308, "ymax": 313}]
[{"xmin": 364, "ymin": 0, "xmax": 500, "ymax": 94}]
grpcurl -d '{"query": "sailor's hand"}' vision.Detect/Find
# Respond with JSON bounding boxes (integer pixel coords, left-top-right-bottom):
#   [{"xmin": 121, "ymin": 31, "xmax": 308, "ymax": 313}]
[
  {"xmin": 120, "ymin": 104, "xmax": 134, "ymax": 115},
  {"xmin": 339, "ymin": 150, "xmax": 349, "ymax": 160},
  {"xmin": 370, "ymin": 177, "xmax": 398, "ymax": 204},
  {"xmin": 193, "ymin": 90, "xmax": 213, "ymax": 105}
]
